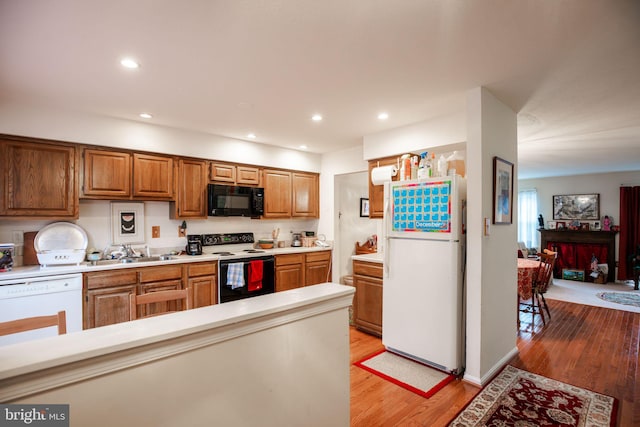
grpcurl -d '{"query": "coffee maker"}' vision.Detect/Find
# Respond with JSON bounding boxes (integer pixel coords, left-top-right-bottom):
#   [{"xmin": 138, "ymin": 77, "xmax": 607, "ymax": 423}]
[
  {"xmin": 185, "ymin": 235, "xmax": 203, "ymax": 255},
  {"xmin": 291, "ymin": 233, "xmax": 302, "ymax": 247}
]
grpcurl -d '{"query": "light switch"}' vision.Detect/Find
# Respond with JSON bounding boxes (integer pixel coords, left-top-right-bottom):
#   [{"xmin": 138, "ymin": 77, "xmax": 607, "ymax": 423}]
[
  {"xmin": 484, "ymin": 218, "xmax": 490, "ymax": 236},
  {"xmin": 152, "ymin": 226, "xmax": 160, "ymax": 238}
]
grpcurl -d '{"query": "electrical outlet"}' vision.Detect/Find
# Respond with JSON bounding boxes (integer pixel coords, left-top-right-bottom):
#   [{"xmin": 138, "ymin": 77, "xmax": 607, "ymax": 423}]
[
  {"xmin": 152, "ymin": 226, "xmax": 160, "ymax": 238},
  {"xmin": 178, "ymin": 226, "xmax": 186, "ymax": 237}
]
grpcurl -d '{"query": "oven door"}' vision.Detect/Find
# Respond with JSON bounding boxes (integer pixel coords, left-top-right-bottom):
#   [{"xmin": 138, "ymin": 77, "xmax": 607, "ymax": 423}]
[{"xmin": 218, "ymin": 256, "xmax": 275, "ymax": 303}]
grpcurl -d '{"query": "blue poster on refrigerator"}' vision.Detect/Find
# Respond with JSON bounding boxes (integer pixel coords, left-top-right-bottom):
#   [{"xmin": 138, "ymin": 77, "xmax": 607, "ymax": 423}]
[{"xmin": 391, "ymin": 180, "xmax": 451, "ymax": 233}]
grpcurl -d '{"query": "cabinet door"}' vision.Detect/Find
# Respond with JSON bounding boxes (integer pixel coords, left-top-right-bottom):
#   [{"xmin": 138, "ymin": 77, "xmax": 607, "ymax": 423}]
[
  {"xmin": 275, "ymin": 253, "xmax": 305, "ymax": 292},
  {"xmin": 368, "ymin": 157, "xmax": 398, "ymax": 219},
  {"xmin": 236, "ymin": 166, "xmax": 260, "ymax": 185},
  {"xmin": 133, "ymin": 153, "xmax": 174, "ymax": 199},
  {"xmin": 210, "ymin": 162, "xmax": 236, "ymax": 183},
  {"xmin": 82, "ymin": 149, "xmax": 131, "ymax": 198},
  {"xmin": 0, "ymin": 139, "xmax": 78, "ymax": 218},
  {"xmin": 292, "ymin": 172, "xmax": 319, "ymax": 218},
  {"xmin": 305, "ymin": 251, "xmax": 332, "ymax": 286},
  {"xmin": 173, "ymin": 158, "xmax": 207, "ymax": 219},
  {"xmin": 188, "ymin": 276, "xmax": 216, "ymax": 307},
  {"xmin": 84, "ymin": 285, "xmax": 137, "ymax": 329},
  {"xmin": 263, "ymin": 169, "xmax": 292, "ymax": 218},
  {"xmin": 353, "ymin": 274, "xmax": 383, "ymax": 336},
  {"xmin": 138, "ymin": 280, "xmax": 183, "ymax": 317}
]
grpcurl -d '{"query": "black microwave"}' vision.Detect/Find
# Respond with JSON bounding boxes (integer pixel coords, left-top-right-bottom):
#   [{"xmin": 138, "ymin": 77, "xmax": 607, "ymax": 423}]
[{"xmin": 207, "ymin": 184, "xmax": 264, "ymax": 217}]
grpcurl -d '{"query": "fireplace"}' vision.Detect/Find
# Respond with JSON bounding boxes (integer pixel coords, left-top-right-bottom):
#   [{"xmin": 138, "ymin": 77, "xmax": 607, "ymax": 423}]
[{"xmin": 539, "ymin": 230, "xmax": 617, "ymax": 282}]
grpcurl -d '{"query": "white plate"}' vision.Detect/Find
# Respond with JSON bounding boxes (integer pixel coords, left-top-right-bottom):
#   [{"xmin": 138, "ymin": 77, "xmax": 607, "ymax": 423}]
[{"xmin": 34, "ymin": 222, "xmax": 88, "ymax": 252}]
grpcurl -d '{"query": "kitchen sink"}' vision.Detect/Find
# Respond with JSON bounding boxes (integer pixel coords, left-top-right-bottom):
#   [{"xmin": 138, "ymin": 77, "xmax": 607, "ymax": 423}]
[{"xmin": 88, "ymin": 255, "xmax": 175, "ymax": 266}]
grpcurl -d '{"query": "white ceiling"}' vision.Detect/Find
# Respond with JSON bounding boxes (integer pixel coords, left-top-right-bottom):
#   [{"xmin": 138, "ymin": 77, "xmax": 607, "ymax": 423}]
[{"xmin": 1, "ymin": 1, "xmax": 639, "ymax": 179}]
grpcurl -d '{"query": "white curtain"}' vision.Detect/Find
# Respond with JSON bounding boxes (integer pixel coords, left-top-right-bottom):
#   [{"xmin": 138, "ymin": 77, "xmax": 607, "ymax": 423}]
[{"xmin": 518, "ymin": 189, "xmax": 539, "ymax": 249}]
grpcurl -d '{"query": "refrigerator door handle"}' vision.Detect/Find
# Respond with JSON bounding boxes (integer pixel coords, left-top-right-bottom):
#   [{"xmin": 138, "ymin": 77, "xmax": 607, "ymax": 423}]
[{"xmin": 383, "ymin": 182, "xmax": 390, "ymax": 278}]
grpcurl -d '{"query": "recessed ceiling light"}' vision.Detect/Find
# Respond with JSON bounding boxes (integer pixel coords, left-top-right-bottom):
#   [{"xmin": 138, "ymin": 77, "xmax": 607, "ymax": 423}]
[
  {"xmin": 120, "ymin": 58, "xmax": 140, "ymax": 69},
  {"xmin": 139, "ymin": 113, "xmax": 152, "ymax": 119},
  {"xmin": 311, "ymin": 114, "xmax": 322, "ymax": 122},
  {"xmin": 378, "ymin": 112, "xmax": 389, "ymax": 120},
  {"xmin": 299, "ymin": 145, "xmax": 308, "ymax": 150},
  {"xmin": 247, "ymin": 133, "xmax": 256, "ymax": 139}
]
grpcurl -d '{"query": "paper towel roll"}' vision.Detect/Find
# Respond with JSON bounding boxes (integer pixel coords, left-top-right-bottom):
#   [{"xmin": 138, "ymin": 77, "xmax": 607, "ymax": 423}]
[{"xmin": 371, "ymin": 165, "xmax": 398, "ymax": 185}]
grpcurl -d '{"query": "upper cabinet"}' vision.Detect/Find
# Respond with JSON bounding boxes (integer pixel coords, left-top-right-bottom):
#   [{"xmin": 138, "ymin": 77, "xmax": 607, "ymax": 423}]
[
  {"xmin": 81, "ymin": 148, "xmax": 174, "ymax": 201},
  {"xmin": 172, "ymin": 158, "xmax": 207, "ymax": 219},
  {"xmin": 0, "ymin": 137, "xmax": 78, "ymax": 218},
  {"xmin": 263, "ymin": 169, "xmax": 320, "ymax": 219},
  {"xmin": 263, "ymin": 169, "xmax": 292, "ymax": 218},
  {"xmin": 210, "ymin": 162, "xmax": 260, "ymax": 186},
  {"xmin": 292, "ymin": 172, "xmax": 319, "ymax": 218},
  {"xmin": 132, "ymin": 153, "xmax": 174, "ymax": 199},
  {"xmin": 368, "ymin": 156, "xmax": 399, "ymax": 219},
  {"xmin": 82, "ymin": 149, "xmax": 131, "ymax": 197}
]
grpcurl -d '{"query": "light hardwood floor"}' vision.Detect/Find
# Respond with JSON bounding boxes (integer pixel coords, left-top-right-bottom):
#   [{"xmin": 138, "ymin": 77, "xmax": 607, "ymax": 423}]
[{"xmin": 350, "ymin": 299, "xmax": 639, "ymax": 426}]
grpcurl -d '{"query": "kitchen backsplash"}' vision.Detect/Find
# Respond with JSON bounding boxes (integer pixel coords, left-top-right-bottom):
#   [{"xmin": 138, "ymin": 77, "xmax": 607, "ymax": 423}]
[{"xmin": 0, "ymin": 200, "xmax": 319, "ymax": 266}]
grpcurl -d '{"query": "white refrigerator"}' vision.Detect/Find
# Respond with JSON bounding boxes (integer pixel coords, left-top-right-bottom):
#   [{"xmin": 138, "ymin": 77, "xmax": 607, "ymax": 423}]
[{"xmin": 382, "ymin": 175, "xmax": 466, "ymax": 375}]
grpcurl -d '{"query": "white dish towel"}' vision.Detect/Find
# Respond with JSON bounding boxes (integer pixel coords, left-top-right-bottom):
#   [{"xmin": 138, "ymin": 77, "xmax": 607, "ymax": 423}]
[{"xmin": 227, "ymin": 262, "xmax": 245, "ymax": 289}]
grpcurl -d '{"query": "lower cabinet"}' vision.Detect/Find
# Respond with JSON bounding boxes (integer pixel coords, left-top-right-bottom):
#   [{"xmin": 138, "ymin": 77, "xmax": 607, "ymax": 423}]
[
  {"xmin": 84, "ymin": 270, "xmax": 138, "ymax": 329},
  {"xmin": 275, "ymin": 253, "xmax": 305, "ymax": 292},
  {"xmin": 83, "ymin": 262, "xmax": 217, "ymax": 329},
  {"xmin": 353, "ymin": 260, "xmax": 383, "ymax": 337},
  {"xmin": 186, "ymin": 262, "xmax": 218, "ymax": 307},
  {"xmin": 275, "ymin": 250, "xmax": 332, "ymax": 292}
]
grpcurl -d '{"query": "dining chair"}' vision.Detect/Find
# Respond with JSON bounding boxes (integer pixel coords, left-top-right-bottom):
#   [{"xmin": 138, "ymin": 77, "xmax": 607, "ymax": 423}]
[
  {"xmin": 535, "ymin": 251, "xmax": 557, "ymax": 319},
  {"xmin": 0, "ymin": 311, "xmax": 67, "ymax": 337},
  {"xmin": 129, "ymin": 289, "xmax": 191, "ymax": 320}
]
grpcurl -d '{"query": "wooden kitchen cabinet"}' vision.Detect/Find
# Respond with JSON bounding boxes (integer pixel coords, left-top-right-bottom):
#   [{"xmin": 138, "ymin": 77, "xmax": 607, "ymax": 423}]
[
  {"xmin": 0, "ymin": 137, "xmax": 78, "ymax": 218},
  {"xmin": 132, "ymin": 153, "xmax": 174, "ymax": 199},
  {"xmin": 82, "ymin": 148, "xmax": 131, "ymax": 198},
  {"xmin": 292, "ymin": 172, "xmax": 319, "ymax": 218},
  {"xmin": 263, "ymin": 169, "xmax": 292, "ymax": 218},
  {"xmin": 138, "ymin": 265, "xmax": 184, "ymax": 317},
  {"xmin": 275, "ymin": 253, "xmax": 305, "ymax": 292},
  {"xmin": 353, "ymin": 260, "xmax": 383, "ymax": 337},
  {"xmin": 305, "ymin": 251, "xmax": 331, "ymax": 285},
  {"xmin": 210, "ymin": 162, "xmax": 261, "ymax": 186},
  {"xmin": 84, "ymin": 270, "xmax": 138, "ymax": 329},
  {"xmin": 172, "ymin": 158, "xmax": 208, "ymax": 219},
  {"xmin": 185, "ymin": 262, "xmax": 217, "ymax": 307},
  {"xmin": 368, "ymin": 156, "xmax": 399, "ymax": 219},
  {"xmin": 81, "ymin": 148, "xmax": 174, "ymax": 200}
]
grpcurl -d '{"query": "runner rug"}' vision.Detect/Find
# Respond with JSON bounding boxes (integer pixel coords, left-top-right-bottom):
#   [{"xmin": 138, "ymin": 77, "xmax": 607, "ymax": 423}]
[
  {"xmin": 448, "ymin": 365, "xmax": 617, "ymax": 426},
  {"xmin": 596, "ymin": 291, "xmax": 640, "ymax": 308},
  {"xmin": 354, "ymin": 349, "xmax": 455, "ymax": 398}
]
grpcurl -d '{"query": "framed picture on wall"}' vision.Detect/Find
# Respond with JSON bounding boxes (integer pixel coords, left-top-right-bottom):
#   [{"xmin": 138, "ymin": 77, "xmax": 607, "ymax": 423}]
[
  {"xmin": 492, "ymin": 156, "xmax": 514, "ymax": 224},
  {"xmin": 360, "ymin": 198, "xmax": 370, "ymax": 217},
  {"xmin": 111, "ymin": 202, "xmax": 145, "ymax": 245},
  {"xmin": 552, "ymin": 194, "xmax": 600, "ymax": 220}
]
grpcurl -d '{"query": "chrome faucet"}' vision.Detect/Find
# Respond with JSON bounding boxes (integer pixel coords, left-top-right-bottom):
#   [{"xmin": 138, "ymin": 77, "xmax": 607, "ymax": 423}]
[{"xmin": 120, "ymin": 244, "xmax": 136, "ymax": 258}]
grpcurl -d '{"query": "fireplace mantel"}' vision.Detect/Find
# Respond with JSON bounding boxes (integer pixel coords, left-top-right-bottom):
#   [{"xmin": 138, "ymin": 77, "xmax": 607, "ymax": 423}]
[{"xmin": 539, "ymin": 229, "xmax": 617, "ymax": 282}]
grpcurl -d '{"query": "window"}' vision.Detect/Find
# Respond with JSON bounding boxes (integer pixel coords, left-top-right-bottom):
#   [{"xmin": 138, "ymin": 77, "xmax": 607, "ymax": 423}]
[{"xmin": 518, "ymin": 189, "xmax": 539, "ymax": 248}]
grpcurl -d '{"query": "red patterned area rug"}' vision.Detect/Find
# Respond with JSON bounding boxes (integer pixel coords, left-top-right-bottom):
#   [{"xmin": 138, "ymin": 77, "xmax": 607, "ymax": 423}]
[{"xmin": 448, "ymin": 365, "xmax": 617, "ymax": 427}]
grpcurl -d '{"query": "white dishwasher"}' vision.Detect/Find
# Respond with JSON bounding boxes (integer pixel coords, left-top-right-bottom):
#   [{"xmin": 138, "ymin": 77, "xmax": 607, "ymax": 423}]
[{"xmin": 0, "ymin": 273, "xmax": 83, "ymax": 346}]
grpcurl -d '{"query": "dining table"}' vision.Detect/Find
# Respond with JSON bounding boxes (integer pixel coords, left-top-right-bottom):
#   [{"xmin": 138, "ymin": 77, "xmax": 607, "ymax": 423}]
[{"xmin": 517, "ymin": 258, "xmax": 541, "ymax": 300}]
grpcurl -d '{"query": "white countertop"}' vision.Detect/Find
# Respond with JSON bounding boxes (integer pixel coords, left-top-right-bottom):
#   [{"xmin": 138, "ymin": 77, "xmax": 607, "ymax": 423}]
[
  {"xmin": 0, "ymin": 246, "xmax": 332, "ymax": 282},
  {"xmin": 351, "ymin": 252, "xmax": 383, "ymax": 263}
]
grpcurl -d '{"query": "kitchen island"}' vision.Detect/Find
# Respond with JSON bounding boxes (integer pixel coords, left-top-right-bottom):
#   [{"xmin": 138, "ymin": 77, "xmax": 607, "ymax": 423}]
[{"xmin": 0, "ymin": 282, "xmax": 354, "ymax": 427}]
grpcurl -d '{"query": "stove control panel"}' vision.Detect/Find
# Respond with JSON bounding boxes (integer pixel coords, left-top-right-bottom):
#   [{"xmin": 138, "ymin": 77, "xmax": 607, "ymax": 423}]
[{"xmin": 189, "ymin": 233, "xmax": 255, "ymax": 246}]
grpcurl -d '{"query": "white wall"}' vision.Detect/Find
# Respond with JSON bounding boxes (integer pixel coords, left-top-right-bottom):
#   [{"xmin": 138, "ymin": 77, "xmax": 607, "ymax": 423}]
[
  {"xmin": 519, "ymin": 171, "xmax": 640, "ymax": 238},
  {"xmin": 334, "ymin": 172, "xmax": 380, "ymax": 281},
  {"xmin": 464, "ymin": 87, "xmax": 518, "ymax": 385},
  {"xmin": 0, "ymin": 102, "xmax": 322, "ymax": 172}
]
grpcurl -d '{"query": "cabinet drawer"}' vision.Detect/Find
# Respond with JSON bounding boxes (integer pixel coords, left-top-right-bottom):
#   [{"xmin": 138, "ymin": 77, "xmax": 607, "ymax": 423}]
[
  {"xmin": 353, "ymin": 261, "xmax": 383, "ymax": 278},
  {"xmin": 85, "ymin": 270, "xmax": 138, "ymax": 290},
  {"xmin": 276, "ymin": 253, "xmax": 304, "ymax": 266},
  {"xmin": 139, "ymin": 265, "xmax": 183, "ymax": 283},
  {"xmin": 306, "ymin": 251, "xmax": 331, "ymax": 263},
  {"xmin": 187, "ymin": 262, "xmax": 217, "ymax": 277}
]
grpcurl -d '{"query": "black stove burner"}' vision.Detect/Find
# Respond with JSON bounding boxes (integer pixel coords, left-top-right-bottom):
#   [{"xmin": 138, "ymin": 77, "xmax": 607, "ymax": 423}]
[
  {"xmin": 213, "ymin": 251, "xmax": 235, "ymax": 256},
  {"xmin": 243, "ymin": 249, "xmax": 265, "ymax": 253}
]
